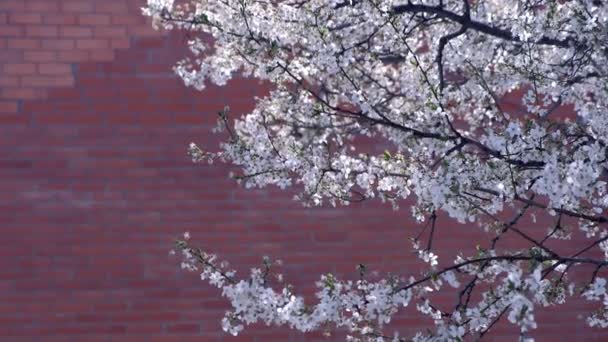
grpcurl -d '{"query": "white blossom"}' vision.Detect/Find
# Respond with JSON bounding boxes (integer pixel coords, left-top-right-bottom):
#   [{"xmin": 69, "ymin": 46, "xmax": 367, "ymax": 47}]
[{"xmin": 147, "ymin": 0, "xmax": 608, "ymax": 340}]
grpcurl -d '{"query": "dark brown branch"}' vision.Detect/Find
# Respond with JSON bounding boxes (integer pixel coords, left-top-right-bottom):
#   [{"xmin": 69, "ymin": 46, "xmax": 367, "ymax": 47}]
[
  {"xmin": 426, "ymin": 210, "xmax": 438, "ymax": 251},
  {"xmin": 435, "ymin": 0, "xmax": 469, "ymax": 93},
  {"xmin": 396, "ymin": 254, "xmax": 608, "ymax": 294},
  {"xmin": 474, "ymin": 186, "xmax": 608, "ymax": 224},
  {"xmin": 392, "ymin": 3, "xmax": 576, "ymax": 48}
]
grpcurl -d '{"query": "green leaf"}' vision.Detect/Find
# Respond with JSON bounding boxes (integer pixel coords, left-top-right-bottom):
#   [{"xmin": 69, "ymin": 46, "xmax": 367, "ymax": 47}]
[
  {"xmin": 269, "ymin": 41, "xmax": 279, "ymax": 56},
  {"xmin": 197, "ymin": 13, "xmax": 209, "ymax": 24},
  {"xmin": 324, "ymin": 274, "xmax": 336, "ymax": 291},
  {"xmin": 319, "ymin": 27, "xmax": 328, "ymax": 38},
  {"xmin": 383, "ymin": 150, "xmax": 392, "ymax": 161}
]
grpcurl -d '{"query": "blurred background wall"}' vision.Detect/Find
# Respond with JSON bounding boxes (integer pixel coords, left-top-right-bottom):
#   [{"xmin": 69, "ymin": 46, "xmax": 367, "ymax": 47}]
[{"xmin": 0, "ymin": 1, "xmax": 605, "ymax": 341}]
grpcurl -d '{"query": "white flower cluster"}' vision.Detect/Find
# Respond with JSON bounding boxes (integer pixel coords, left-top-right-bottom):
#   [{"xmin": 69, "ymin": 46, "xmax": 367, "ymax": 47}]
[
  {"xmin": 144, "ymin": 0, "xmax": 608, "ymax": 340},
  {"xmin": 176, "ymin": 240, "xmax": 412, "ymax": 339},
  {"xmin": 144, "ymin": 0, "xmax": 608, "ymax": 220},
  {"xmin": 174, "ymin": 237, "xmax": 597, "ymax": 341},
  {"xmin": 583, "ymin": 278, "xmax": 608, "ymax": 328}
]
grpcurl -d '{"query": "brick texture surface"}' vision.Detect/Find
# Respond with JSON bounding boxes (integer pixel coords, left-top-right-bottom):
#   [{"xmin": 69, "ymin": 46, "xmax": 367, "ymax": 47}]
[{"xmin": 0, "ymin": 1, "xmax": 606, "ymax": 341}]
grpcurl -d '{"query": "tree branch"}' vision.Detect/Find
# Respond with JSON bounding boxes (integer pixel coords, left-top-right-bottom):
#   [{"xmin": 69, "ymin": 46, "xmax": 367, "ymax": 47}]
[{"xmin": 392, "ymin": 3, "xmax": 576, "ymax": 48}]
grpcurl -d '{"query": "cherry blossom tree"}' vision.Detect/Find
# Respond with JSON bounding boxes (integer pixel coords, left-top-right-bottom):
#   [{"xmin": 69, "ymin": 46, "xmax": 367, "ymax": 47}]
[{"xmin": 143, "ymin": 0, "xmax": 608, "ymax": 340}]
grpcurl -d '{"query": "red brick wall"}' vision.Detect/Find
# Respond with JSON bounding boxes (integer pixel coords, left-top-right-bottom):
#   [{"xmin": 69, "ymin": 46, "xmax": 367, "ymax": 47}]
[{"xmin": 1, "ymin": 1, "xmax": 606, "ymax": 341}]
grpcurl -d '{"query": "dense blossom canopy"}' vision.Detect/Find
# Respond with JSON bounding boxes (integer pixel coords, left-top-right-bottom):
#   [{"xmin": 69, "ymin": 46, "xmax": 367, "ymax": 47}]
[{"xmin": 144, "ymin": 0, "xmax": 608, "ymax": 340}]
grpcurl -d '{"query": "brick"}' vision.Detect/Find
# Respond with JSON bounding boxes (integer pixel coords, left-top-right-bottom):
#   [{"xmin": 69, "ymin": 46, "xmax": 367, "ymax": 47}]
[
  {"xmin": 62, "ymin": 2, "xmax": 94, "ymax": 12},
  {"xmin": 38, "ymin": 63, "xmax": 72, "ymax": 75},
  {"xmin": 78, "ymin": 14, "xmax": 110, "ymax": 25},
  {"xmin": 7, "ymin": 38, "xmax": 40, "ymax": 49},
  {"xmin": 24, "ymin": 51, "xmax": 56, "ymax": 62},
  {"xmin": 48, "ymin": 87, "xmax": 80, "ymax": 100},
  {"xmin": 21, "ymin": 75, "xmax": 73, "ymax": 87},
  {"xmin": 0, "ymin": 2, "xmax": 24, "ymax": 11},
  {"xmin": 139, "ymin": 113, "xmax": 174, "ymax": 125},
  {"xmin": 0, "ymin": 50, "xmax": 21, "ymax": 63},
  {"xmin": 9, "ymin": 13, "xmax": 42, "ymax": 24},
  {"xmin": 106, "ymin": 112, "xmax": 138, "ymax": 124},
  {"xmin": 124, "ymin": 324, "xmax": 163, "ymax": 334},
  {"xmin": 2, "ymin": 88, "xmax": 39, "ymax": 100},
  {"xmin": 0, "ymin": 76, "xmax": 19, "ymax": 87},
  {"xmin": 94, "ymin": 26, "xmax": 126, "ymax": 38},
  {"xmin": 42, "ymin": 39, "xmax": 75, "ymax": 50},
  {"xmin": 0, "ymin": 101, "xmax": 18, "ymax": 113},
  {"xmin": 111, "ymin": 38, "xmax": 130, "ymax": 49},
  {"xmin": 0, "ymin": 25, "xmax": 23, "ymax": 37},
  {"xmin": 166, "ymin": 324, "xmax": 200, "ymax": 334},
  {"xmin": 4, "ymin": 63, "xmax": 36, "ymax": 75},
  {"xmin": 26, "ymin": 1, "xmax": 59, "ymax": 11},
  {"xmin": 129, "ymin": 25, "xmax": 160, "ymax": 37},
  {"xmin": 0, "ymin": 113, "xmax": 27, "ymax": 125},
  {"xmin": 93, "ymin": 103, "xmax": 123, "ymax": 113},
  {"xmin": 25, "ymin": 25, "xmax": 58, "ymax": 38},
  {"xmin": 76, "ymin": 39, "xmax": 109, "ymax": 50},
  {"xmin": 111, "ymin": 14, "xmax": 141, "ymax": 25},
  {"xmin": 66, "ymin": 113, "xmax": 105, "ymax": 125},
  {"xmin": 44, "ymin": 14, "xmax": 78, "ymax": 25},
  {"xmin": 61, "ymin": 26, "xmax": 92, "ymax": 38},
  {"xmin": 137, "ymin": 64, "xmax": 172, "ymax": 73},
  {"xmin": 57, "ymin": 50, "xmax": 88, "ymax": 62},
  {"xmin": 95, "ymin": 3, "xmax": 128, "ymax": 13},
  {"xmin": 56, "ymin": 102, "xmax": 89, "ymax": 115},
  {"xmin": 78, "ymin": 63, "xmax": 101, "ymax": 73},
  {"xmin": 88, "ymin": 50, "xmax": 115, "ymax": 62},
  {"xmin": 102, "ymin": 63, "xmax": 133, "ymax": 74}
]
